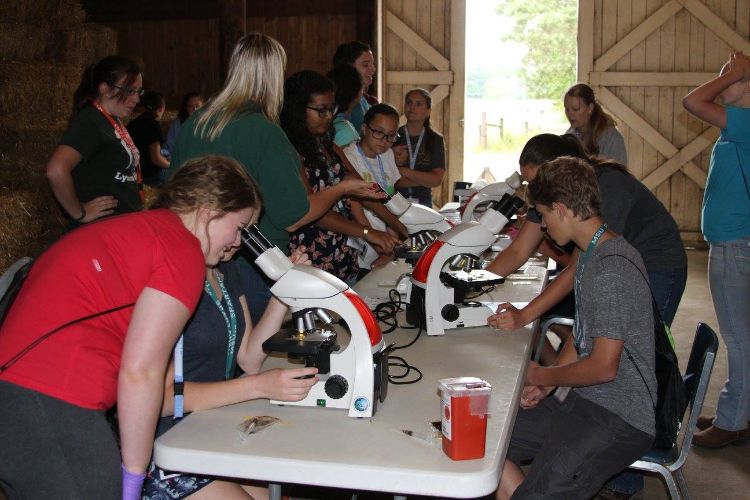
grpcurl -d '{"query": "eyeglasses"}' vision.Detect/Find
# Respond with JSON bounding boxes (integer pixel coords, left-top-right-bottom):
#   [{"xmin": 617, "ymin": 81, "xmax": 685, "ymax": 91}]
[
  {"xmin": 306, "ymin": 105, "xmax": 338, "ymax": 118},
  {"xmin": 111, "ymin": 84, "xmax": 145, "ymax": 97},
  {"xmin": 366, "ymin": 124, "xmax": 400, "ymax": 143}
]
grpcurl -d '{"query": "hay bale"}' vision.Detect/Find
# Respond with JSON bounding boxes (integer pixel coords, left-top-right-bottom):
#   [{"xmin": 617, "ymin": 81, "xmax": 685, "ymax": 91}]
[
  {"xmin": 0, "ymin": 62, "xmax": 80, "ymax": 126},
  {"xmin": 52, "ymin": 23, "xmax": 117, "ymax": 66},
  {"xmin": 0, "ymin": 23, "xmax": 52, "ymax": 61},
  {"xmin": 0, "ymin": 124, "xmax": 65, "ymax": 172},
  {"xmin": 0, "ymin": 170, "xmax": 66, "ymax": 273}
]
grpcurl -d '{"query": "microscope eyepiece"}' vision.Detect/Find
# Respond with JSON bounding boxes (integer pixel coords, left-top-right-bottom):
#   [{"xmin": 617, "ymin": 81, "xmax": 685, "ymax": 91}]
[
  {"xmin": 241, "ymin": 224, "xmax": 273, "ymax": 258},
  {"xmin": 491, "ymin": 193, "xmax": 525, "ymax": 219}
]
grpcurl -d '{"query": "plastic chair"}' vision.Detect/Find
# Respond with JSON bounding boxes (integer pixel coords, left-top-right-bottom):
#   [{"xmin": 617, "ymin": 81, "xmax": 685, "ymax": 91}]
[
  {"xmin": 628, "ymin": 322, "xmax": 719, "ymax": 500},
  {"xmin": 0, "ymin": 257, "xmax": 32, "ymax": 324},
  {"xmin": 533, "ymin": 316, "xmax": 574, "ymax": 362}
]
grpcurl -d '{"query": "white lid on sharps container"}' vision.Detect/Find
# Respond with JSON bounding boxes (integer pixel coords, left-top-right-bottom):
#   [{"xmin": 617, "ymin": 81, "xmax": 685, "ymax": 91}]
[{"xmin": 438, "ymin": 377, "xmax": 492, "ymax": 415}]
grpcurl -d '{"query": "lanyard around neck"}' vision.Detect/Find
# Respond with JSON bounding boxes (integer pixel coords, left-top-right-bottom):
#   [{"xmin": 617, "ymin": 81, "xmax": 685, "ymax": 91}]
[
  {"xmin": 406, "ymin": 127, "xmax": 425, "ymax": 169},
  {"xmin": 356, "ymin": 143, "xmax": 392, "ymax": 195},
  {"xmin": 173, "ymin": 269, "xmax": 238, "ymax": 419},
  {"xmin": 92, "ymin": 100, "xmax": 143, "ymax": 197},
  {"xmin": 203, "ymin": 270, "xmax": 238, "ymax": 380},
  {"xmin": 573, "ymin": 223, "xmax": 608, "ymax": 351}
]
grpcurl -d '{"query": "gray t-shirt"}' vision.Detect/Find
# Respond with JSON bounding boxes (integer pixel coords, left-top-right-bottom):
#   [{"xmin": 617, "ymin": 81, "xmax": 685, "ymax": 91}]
[
  {"xmin": 574, "ymin": 236, "xmax": 656, "ymax": 436},
  {"xmin": 527, "ymin": 165, "xmax": 686, "ymax": 272},
  {"xmin": 567, "ymin": 125, "xmax": 628, "ymax": 166}
]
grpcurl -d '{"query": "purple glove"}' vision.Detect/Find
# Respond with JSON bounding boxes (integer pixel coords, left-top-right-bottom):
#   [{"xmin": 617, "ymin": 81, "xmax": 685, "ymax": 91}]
[{"xmin": 121, "ymin": 463, "xmax": 146, "ymax": 500}]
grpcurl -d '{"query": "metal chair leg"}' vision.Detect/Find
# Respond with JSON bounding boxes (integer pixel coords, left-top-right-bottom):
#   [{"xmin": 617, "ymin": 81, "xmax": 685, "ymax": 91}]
[
  {"xmin": 675, "ymin": 469, "xmax": 690, "ymax": 500},
  {"xmin": 661, "ymin": 469, "xmax": 682, "ymax": 500}
]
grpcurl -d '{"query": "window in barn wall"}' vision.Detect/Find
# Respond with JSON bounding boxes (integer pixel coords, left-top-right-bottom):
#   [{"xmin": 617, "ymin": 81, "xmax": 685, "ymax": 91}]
[{"xmin": 464, "ymin": 0, "xmax": 575, "ymax": 184}]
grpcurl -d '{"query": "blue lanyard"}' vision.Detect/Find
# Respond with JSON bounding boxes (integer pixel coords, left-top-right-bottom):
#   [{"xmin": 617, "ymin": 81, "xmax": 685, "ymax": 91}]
[
  {"xmin": 406, "ymin": 127, "xmax": 425, "ymax": 169},
  {"xmin": 573, "ymin": 223, "xmax": 608, "ymax": 351},
  {"xmin": 356, "ymin": 143, "xmax": 392, "ymax": 195},
  {"xmin": 173, "ymin": 270, "xmax": 238, "ymax": 419}
]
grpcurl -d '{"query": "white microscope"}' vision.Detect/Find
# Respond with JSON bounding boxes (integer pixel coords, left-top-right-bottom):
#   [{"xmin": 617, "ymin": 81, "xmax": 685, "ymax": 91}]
[
  {"xmin": 459, "ymin": 172, "xmax": 523, "ymax": 224},
  {"xmin": 381, "ymin": 192, "xmax": 454, "ymax": 262},
  {"xmin": 405, "ymin": 193, "xmax": 525, "ymax": 336},
  {"xmin": 241, "ymin": 225, "xmax": 388, "ymax": 417}
]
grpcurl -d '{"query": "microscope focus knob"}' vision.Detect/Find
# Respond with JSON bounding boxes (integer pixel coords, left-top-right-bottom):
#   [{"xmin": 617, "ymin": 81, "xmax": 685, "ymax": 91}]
[
  {"xmin": 324, "ymin": 375, "xmax": 349, "ymax": 399},
  {"xmin": 441, "ymin": 304, "xmax": 460, "ymax": 322}
]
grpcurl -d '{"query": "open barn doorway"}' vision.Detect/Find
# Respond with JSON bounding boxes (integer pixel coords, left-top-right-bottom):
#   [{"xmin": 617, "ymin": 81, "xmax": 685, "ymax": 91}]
[{"xmin": 463, "ymin": 0, "xmax": 575, "ymax": 186}]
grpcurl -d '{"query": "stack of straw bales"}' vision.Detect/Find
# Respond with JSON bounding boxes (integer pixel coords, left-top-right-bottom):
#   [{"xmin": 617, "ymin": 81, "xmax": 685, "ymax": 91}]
[{"xmin": 0, "ymin": 0, "xmax": 116, "ymax": 271}]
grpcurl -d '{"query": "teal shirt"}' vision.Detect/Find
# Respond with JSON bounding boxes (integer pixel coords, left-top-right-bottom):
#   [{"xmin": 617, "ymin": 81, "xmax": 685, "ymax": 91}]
[
  {"xmin": 349, "ymin": 95, "xmax": 371, "ymax": 132},
  {"xmin": 333, "ymin": 115, "xmax": 360, "ymax": 147},
  {"xmin": 701, "ymin": 105, "xmax": 750, "ymax": 243},
  {"xmin": 169, "ymin": 109, "xmax": 309, "ymax": 252}
]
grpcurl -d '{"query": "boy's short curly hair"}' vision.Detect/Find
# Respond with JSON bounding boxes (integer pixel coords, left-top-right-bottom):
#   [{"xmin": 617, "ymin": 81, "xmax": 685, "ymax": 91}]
[{"xmin": 528, "ymin": 156, "xmax": 602, "ymax": 220}]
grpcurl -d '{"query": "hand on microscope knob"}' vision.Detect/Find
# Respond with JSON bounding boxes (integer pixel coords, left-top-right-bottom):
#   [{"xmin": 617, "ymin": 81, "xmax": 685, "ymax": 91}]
[
  {"xmin": 256, "ymin": 367, "xmax": 318, "ymax": 402},
  {"xmin": 487, "ymin": 302, "xmax": 528, "ymax": 330},
  {"xmin": 340, "ymin": 177, "xmax": 388, "ymax": 201},
  {"xmin": 289, "ymin": 245, "xmax": 312, "ymax": 266},
  {"xmin": 365, "ymin": 229, "xmax": 401, "ymax": 253}
]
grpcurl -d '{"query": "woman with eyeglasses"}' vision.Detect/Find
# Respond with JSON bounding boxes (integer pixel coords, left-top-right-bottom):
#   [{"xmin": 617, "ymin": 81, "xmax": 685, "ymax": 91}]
[
  {"xmin": 281, "ymin": 70, "xmax": 401, "ymax": 283},
  {"xmin": 46, "ymin": 55, "xmax": 144, "ymax": 226},
  {"xmin": 169, "ymin": 33, "xmax": 383, "ymax": 323},
  {"xmin": 0, "ymin": 156, "xmax": 262, "ymax": 500}
]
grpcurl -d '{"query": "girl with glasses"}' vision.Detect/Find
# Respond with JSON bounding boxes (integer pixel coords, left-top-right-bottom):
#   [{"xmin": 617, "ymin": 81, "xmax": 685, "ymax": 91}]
[
  {"xmin": 46, "ymin": 55, "xmax": 144, "ymax": 226},
  {"xmin": 281, "ymin": 70, "xmax": 402, "ymax": 283},
  {"xmin": 343, "ymin": 103, "xmax": 410, "ymax": 270}
]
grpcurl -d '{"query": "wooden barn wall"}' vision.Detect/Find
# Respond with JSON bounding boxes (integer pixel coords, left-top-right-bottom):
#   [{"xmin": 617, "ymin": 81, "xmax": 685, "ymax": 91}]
[
  {"xmin": 384, "ymin": 0, "xmax": 452, "ymax": 206},
  {"xmin": 591, "ymin": 0, "xmax": 750, "ymax": 241},
  {"xmin": 245, "ymin": 15, "xmax": 356, "ymax": 77},
  {"xmin": 97, "ymin": 4, "xmax": 363, "ymax": 108},
  {"xmin": 384, "ymin": 0, "xmax": 449, "ymax": 131},
  {"xmin": 106, "ymin": 19, "xmax": 221, "ymax": 108}
]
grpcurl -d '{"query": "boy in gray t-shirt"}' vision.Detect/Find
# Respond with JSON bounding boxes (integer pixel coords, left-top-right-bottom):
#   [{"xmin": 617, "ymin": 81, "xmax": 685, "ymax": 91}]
[{"xmin": 495, "ymin": 157, "xmax": 655, "ymax": 500}]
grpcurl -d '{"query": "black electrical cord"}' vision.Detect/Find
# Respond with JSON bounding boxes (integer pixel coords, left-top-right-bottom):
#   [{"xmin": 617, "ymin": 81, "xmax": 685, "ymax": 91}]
[
  {"xmin": 387, "ymin": 354, "xmax": 423, "ymax": 385},
  {"xmin": 371, "ymin": 288, "xmax": 423, "ymax": 384},
  {"xmin": 464, "ymin": 285, "xmax": 497, "ymax": 300}
]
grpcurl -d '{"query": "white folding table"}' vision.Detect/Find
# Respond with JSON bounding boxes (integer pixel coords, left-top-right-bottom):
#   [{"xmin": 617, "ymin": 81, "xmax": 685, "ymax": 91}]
[{"xmin": 154, "ymin": 261, "xmax": 547, "ymax": 499}]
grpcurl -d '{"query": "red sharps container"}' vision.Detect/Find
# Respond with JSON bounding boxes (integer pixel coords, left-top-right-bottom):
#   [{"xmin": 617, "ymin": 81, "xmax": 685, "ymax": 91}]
[{"xmin": 438, "ymin": 377, "xmax": 492, "ymax": 460}]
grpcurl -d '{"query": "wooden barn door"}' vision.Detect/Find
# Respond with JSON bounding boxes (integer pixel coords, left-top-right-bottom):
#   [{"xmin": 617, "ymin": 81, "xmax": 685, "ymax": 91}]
[
  {"xmin": 578, "ymin": 0, "xmax": 750, "ymax": 242},
  {"xmin": 379, "ymin": 0, "xmax": 466, "ymax": 208}
]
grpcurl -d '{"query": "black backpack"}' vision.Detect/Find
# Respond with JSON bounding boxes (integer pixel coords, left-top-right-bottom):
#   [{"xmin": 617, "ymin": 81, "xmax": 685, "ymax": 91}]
[
  {"xmin": 626, "ymin": 300, "xmax": 688, "ymax": 449},
  {"xmin": 608, "ymin": 255, "xmax": 688, "ymax": 449}
]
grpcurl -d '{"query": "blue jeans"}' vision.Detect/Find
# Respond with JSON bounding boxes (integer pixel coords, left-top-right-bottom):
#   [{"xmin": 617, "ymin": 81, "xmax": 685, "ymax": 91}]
[
  {"xmin": 605, "ymin": 264, "xmax": 687, "ymax": 495},
  {"xmin": 709, "ymin": 239, "xmax": 750, "ymax": 431},
  {"xmin": 648, "ymin": 265, "xmax": 688, "ymax": 327}
]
